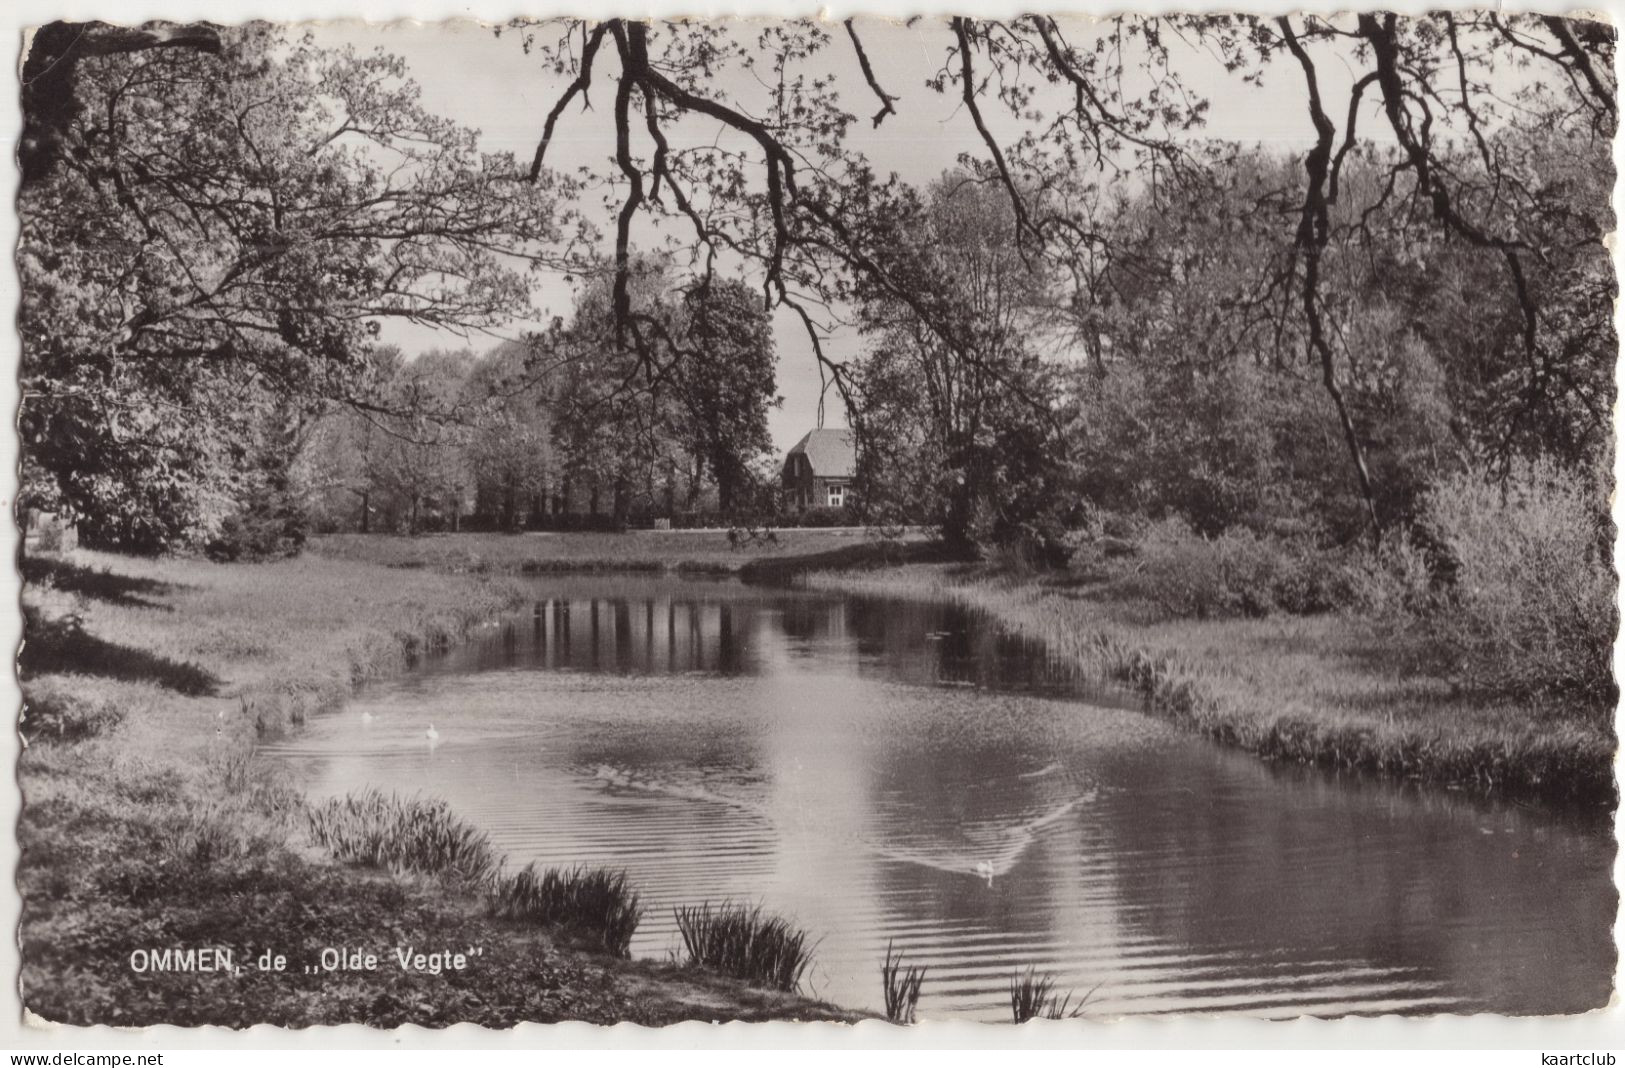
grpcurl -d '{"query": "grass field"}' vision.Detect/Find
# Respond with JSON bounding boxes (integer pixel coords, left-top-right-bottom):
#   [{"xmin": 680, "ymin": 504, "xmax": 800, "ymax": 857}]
[
  {"xmin": 19, "ymin": 547, "xmax": 862, "ymax": 1026},
  {"xmin": 310, "ymin": 528, "xmax": 899, "ymax": 575},
  {"xmin": 808, "ymin": 565, "xmax": 1616, "ymax": 807}
]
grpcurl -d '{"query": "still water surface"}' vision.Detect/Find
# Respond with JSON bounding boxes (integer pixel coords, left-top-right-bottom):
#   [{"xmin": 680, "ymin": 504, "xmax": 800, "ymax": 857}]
[{"xmin": 265, "ymin": 577, "xmax": 1616, "ymax": 1020}]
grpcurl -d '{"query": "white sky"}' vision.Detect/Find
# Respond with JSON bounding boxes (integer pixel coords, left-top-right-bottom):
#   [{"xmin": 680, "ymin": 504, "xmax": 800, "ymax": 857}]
[{"xmin": 308, "ymin": 18, "xmax": 1360, "ymax": 450}]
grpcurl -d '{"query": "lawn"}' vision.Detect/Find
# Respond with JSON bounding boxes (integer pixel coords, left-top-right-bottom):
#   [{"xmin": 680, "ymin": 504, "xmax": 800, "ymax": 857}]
[
  {"xmin": 309, "ymin": 527, "xmax": 900, "ymax": 575},
  {"xmin": 18, "ymin": 548, "xmax": 863, "ymax": 1026}
]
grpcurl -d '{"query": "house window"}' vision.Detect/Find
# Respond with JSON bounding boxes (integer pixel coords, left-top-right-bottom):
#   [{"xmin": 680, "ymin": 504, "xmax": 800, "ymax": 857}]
[{"xmin": 827, "ymin": 483, "xmax": 846, "ymax": 508}]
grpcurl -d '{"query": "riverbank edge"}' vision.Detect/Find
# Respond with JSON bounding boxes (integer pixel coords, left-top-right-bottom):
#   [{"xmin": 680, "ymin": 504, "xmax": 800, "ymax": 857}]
[
  {"xmin": 804, "ymin": 565, "xmax": 1617, "ymax": 808},
  {"xmin": 18, "ymin": 549, "xmax": 867, "ymax": 1027},
  {"xmin": 307, "ymin": 530, "xmax": 922, "ymax": 579}
]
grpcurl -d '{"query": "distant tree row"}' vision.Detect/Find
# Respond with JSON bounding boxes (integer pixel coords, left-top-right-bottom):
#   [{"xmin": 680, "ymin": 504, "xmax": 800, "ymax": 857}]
[{"xmin": 294, "ymin": 268, "xmax": 779, "ymax": 543}]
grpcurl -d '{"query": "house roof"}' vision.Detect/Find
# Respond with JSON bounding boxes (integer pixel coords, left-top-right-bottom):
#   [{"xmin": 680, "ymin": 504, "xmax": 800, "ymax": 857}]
[{"xmin": 786, "ymin": 428, "xmax": 856, "ymax": 479}]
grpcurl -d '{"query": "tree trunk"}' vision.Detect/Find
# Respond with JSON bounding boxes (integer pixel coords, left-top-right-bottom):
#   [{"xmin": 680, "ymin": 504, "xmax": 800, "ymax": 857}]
[
  {"xmin": 685, "ymin": 457, "xmax": 703, "ymax": 510},
  {"xmin": 717, "ymin": 466, "xmax": 735, "ymax": 518},
  {"xmin": 359, "ymin": 490, "xmax": 370, "ymax": 534},
  {"xmin": 1279, "ymin": 16, "xmax": 1383, "ymax": 546},
  {"xmin": 612, "ymin": 476, "xmax": 630, "ymax": 527},
  {"xmin": 22, "ymin": 22, "xmax": 222, "ymax": 184}
]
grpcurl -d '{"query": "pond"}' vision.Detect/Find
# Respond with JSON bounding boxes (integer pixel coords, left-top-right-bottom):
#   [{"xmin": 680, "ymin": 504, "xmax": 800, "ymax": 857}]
[{"xmin": 263, "ymin": 576, "xmax": 1616, "ymax": 1021}]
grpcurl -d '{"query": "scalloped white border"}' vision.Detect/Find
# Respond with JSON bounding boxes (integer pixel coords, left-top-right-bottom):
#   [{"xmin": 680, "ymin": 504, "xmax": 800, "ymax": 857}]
[{"xmin": 2, "ymin": 0, "xmax": 1619, "ymax": 1052}]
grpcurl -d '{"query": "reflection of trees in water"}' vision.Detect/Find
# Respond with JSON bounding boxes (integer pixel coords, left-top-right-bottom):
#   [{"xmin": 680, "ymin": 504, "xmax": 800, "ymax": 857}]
[
  {"xmin": 439, "ymin": 586, "xmax": 1038, "ymax": 686},
  {"xmin": 469, "ymin": 595, "xmax": 776, "ymax": 675},
  {"xmin": 838, "ymin": 598, "xmax": 1078, "ymax": 693},
  {"xmin": 439, "ymin": 587, "xmax": 1097, "ymax": 693},
  {"xmin": 1075, "ymin": 747, "xmax": 1617, "ymax": 1014}
]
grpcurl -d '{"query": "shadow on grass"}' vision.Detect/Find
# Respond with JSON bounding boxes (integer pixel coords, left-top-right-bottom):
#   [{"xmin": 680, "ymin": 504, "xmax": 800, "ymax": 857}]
[
  {"xmin": 21, "ymin": 607, "xmax": 218, "ymax": 696},
  {"xmin": 22, "ymin": 556, "xmax": 184, "ymax": 611}
]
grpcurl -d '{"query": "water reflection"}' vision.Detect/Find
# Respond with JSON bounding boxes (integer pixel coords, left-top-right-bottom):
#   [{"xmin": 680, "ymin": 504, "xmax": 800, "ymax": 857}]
[
  {"xmin": 442, "ymin": 587, "xmax": 1089, "ymax": 695},
  {"xmin": 265, "ymin": 578, "xmax": 1616, "ymax": 1020}
]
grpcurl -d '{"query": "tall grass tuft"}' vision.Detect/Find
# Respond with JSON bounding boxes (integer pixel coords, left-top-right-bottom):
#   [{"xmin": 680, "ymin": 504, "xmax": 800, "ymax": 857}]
[
  {"xmin": 306, "ymin": 788, "xmax": 499, "ymax": 885},
  {"xmin": 1010, "ymin": 966, "xmax": 1096, "ymax": 1022},
  {"xmin": 673, "ymin": 903, "xmax": 816, "ymax": 992},
  {"xmin": 880, "ymin": 939, "xmax": 925, "ymax": 1024},
  {"xmin": 160, "ymin": 805, "xmax": 254, "ymax": 868},
  {"xmin": 487, "ymin": 863, "xmax": 643, "ymax": 957},
  {"xmin": 20, "ymin": 681, "xmax": 124, "ymax": 743}
]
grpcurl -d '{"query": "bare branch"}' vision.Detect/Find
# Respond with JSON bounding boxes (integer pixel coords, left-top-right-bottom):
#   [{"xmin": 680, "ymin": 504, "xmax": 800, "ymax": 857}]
[
  {"xmin": 527, "ymin": 21, "xmax": 608, "ymax": 180},
  {"xmin": 1277, "ymin": 15, "xmax": 1381, "ymax": 541},
  {"xmin": 844, "ymin": 19, "xmax": 898, "ymax": 128}
]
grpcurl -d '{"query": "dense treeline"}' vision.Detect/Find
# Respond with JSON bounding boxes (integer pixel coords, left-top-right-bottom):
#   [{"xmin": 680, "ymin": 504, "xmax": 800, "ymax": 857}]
[
  {"xmin": 851, "ymin": 134, "xmax": 1612, "ymax": 555},
  {"xmin": 295, "ymin": 269, "xmax": 781, "ymax": 543}
]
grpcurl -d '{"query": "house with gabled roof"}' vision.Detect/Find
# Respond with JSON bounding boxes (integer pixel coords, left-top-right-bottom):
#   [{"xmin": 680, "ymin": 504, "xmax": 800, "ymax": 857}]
[{"xmin": 782, "ymin": 428, "xmax": 856, "ymax": 511}]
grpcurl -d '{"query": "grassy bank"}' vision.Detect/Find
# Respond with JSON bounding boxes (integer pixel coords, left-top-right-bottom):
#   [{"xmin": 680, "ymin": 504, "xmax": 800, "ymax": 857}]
[
  {"xmin": 807, "ymin": 565, "xmax": 1615, "ymax": 806},
  {"xmin": 310, "ymin": 528, "xmax": 905, "ymax": 576},
  {"xmin": 19, "ymin": 548, "xmax": 860, "ymax": 1026}
]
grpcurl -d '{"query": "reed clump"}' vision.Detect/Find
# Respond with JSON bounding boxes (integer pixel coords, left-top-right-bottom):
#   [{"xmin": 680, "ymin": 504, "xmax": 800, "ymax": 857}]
[
  {"xmin": 306, "ymin": 788, "xmax": 499, "ymax": 885},
  {"xmin": 673, "ymin": 903, "xmax": 816, "ymax": 992},
  {"xmin": 159, "ymin": 805, "xmax": 258, "ymax": 868},
  {"xmin": 1009, "ymin": 967, "xmax": 1096, "ymax": 1022},
  {"xmin": 487, "ymin": 863, "xmax": 643, "ymax": 957},
  {"xmin": 880, "ymin": 939, "xmax": 925, "ymax": 1023}
]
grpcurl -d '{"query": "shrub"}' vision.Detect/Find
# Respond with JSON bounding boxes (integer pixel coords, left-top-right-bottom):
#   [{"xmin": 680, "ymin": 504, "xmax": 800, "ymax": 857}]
[
  {"xmin": 672, "ymin": 506, "xmax": 854, "ymax": 530},
  {"xmin": 525, "ymin": 512, "xmax": 626, "ymax": 534},
  {"xmin": 1412, "ymin": 460, "xmax": 1615, "ymax": 707},
  {"xmin": 306, "ymin": 789, "xmax": 499, "ymax": 885},
  {"xmin": 204, "ymin": 510, "xmax": 305, "ymax": 563},
  {"xmin": 1116, "ymin": 517, "xmax": 1354, "ymax": 619},
  {"xmin": 672, "ymin": 903, "xmax": 816, "ymax": 992},
  {"xmin": 788, "ymin": 505, "xmax": 853, "ymax": 529},
  {"xmin": 205, "ymin": 442, "xmax": 308, "ymax": 561},
  {"xmin": 487, "ymin": 863, "xmax": 643, "ymax": 957},
  {"xmin": 1347, "ymin": 530, "xmax": 1439, "ymax": 623}
]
